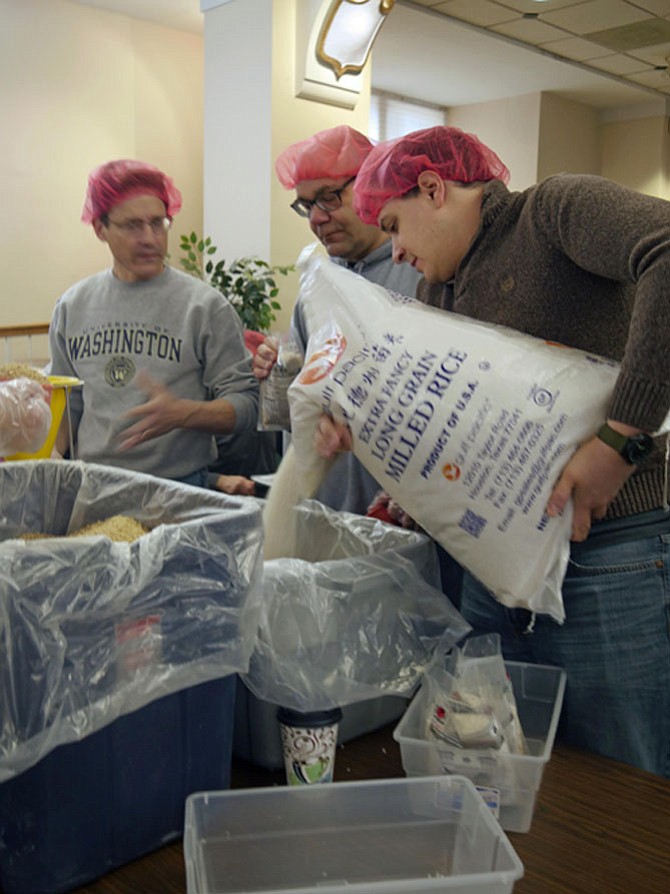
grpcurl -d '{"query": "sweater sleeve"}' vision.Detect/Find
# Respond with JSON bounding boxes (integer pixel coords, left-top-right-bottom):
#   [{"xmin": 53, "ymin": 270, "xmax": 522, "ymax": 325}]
[
  {"xmin": 201, "ymin": 295, "xmax": 259, "ymax": 434},
  {"xmin": 533, "ymin": 175, "xmax": 670, "ymax": 432}
]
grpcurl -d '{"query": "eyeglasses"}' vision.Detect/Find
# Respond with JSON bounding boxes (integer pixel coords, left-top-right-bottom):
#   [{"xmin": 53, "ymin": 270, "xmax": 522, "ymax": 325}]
[
  {"xmin": 290, "ymin": 176, "xmax": 356, "ymax": 218},
  {"xmin": 106, "ymin": 216, "xmax": 172, "ymax": 236}
]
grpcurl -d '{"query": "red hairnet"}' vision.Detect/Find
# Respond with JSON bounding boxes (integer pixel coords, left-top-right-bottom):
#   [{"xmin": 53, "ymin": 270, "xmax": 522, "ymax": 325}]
[
  {"xmin": 81, "ymin": 159, "xmax": 183, "ymax": 224},
  {"xmin": 275, "ymin": 125, "xmax": 373, "ymax": 189},
  {"xmin": 353, "ymin": 126, "xmax": 510, "ymax": 225}
]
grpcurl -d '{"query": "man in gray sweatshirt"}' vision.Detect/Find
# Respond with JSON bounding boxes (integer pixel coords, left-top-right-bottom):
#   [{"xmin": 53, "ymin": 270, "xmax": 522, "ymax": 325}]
[{"xmin": 49, "ymin": 159, "xmax": 258, "ymax": 487}]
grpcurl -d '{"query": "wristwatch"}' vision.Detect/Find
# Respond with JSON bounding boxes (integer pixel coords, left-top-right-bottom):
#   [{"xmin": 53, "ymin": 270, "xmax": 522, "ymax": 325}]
[{"xmin": 596, "ymin": 423, "xmax": 654, "ymax": 465}]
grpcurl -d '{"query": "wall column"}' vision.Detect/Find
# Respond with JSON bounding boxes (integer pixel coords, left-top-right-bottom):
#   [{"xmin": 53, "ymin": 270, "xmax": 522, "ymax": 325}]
[{"xmin": 201, "ymin": 0, "xmax": 373, "ymax": 328}]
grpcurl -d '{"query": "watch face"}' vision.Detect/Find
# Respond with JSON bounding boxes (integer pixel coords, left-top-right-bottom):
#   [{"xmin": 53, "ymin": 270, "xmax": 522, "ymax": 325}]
[{"xmin": 623, "ymin": 434, "xmax": 654, "ymax": 464}]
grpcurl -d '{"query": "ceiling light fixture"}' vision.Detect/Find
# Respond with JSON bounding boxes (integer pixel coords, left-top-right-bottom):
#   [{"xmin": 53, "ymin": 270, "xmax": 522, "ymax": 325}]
[{"xmin": 316, "ymin": 0, "xmax": 396, "ymax": 80}]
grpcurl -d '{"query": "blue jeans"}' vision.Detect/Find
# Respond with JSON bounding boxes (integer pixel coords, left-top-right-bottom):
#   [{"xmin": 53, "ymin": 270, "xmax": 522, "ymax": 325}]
[{"xmin": 459, "ymin": 514, "xmax": 670, "ymax": 778}]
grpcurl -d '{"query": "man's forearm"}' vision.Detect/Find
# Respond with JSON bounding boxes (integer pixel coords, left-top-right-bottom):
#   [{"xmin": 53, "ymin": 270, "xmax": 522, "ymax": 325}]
[{"xmin": 179, "ymin": 397, "xmax": 238, "ymax": 435}]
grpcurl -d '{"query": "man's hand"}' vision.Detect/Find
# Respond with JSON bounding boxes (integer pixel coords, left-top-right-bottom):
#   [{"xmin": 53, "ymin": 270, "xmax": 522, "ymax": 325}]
[
  {"xmin": 367, "ymin": 489, "xmax": 422, "ymax": 530},
  {"xmin": 118, "ymin": 369, "xmax": 192, "ymax": 452},
  {"xmin": 546, "ymin": 433, "xmax": 637, "ymax": 541},
  {"xmin": 213, "ymin": 474, "xmax": 255, "ymax": 496},
  {"xmin": 314, "ymin": 414, "xmax": 353, "ymax": 457},
  {"xmin": 253, "ymin": 336, "xmax": 278, "ymax": 381}
]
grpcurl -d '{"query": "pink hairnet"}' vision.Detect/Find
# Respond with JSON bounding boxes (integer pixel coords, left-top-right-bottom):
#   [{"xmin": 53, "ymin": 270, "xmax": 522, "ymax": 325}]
[
  {"xmin": 275, "ymin": 125, "xmax": 373, "ymax": 189},
  {"xmin": 81, "ymin": 159, "xmax": 183, "ymax": 224},
  {"xmin": 353, "ymin": 126, "xmax": 510, "ymax": 225}
]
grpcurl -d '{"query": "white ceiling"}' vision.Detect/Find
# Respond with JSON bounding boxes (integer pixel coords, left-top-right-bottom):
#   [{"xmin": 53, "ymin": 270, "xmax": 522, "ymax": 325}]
[{"xmin": 70, "ymin": 0, "xmax": 670, "ymax": 113}]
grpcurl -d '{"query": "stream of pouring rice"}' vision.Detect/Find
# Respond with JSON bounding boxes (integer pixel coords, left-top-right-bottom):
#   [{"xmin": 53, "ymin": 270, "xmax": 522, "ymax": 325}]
[{"xmin": 262, "ymin": 443, "xmax": 333, "ymax": 560}]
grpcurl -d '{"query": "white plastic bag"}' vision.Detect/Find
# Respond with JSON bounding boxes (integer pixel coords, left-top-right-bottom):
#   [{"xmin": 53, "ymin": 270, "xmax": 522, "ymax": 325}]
[
  {"xmin": 288, "ymin": 244, "xmax": 669, "ymax": 624},
  {"xmin": 0, "ymin": 376, "xmax": 51, "ymax": 457},
  {"xmin": 243, "ymin": 500, "xmax": 470, "ymax": 712}
]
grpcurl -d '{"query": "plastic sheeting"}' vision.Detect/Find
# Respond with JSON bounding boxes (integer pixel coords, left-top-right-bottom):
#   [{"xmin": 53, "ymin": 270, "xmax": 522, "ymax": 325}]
[
  {"xmin": 0, "ymin": 377, "xmax": 51, "ymax": 457},
  {"xmin": 0, "ymin": 460, "xmax": 264, "ymax": 781},
  {"xmin": 242, "ymin": 500, "xmax": 470, "ymax": 713}
]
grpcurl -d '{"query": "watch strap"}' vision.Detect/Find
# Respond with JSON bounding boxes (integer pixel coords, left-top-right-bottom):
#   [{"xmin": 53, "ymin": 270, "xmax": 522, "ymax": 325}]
[
  {"xmin": 596, "ymin": 423, "xmax": 628, "ymax": 454},
  {"xmin": 596, "ymin": 423, "xmax": 653, "ymax": 465}
]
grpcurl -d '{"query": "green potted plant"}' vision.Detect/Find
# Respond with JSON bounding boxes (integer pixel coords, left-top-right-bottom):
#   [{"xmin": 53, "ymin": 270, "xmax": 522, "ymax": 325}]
[{"xmin": 178, "ymin": 232, "xmax": 293, "ymax": 333}]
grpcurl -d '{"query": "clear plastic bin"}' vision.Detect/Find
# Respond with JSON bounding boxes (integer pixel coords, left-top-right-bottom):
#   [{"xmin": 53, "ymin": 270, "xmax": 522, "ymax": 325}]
[
  {"xmin": 184, "ymin": 776, "xmax": 524, "ymax": 893},
  {"xmin": 393, "ymin": 662, "xmax": 566, "ymax": 833}
]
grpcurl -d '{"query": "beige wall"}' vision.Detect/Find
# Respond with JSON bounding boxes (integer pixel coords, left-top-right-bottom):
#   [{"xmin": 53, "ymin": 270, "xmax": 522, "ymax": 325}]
[
  {"xmin": 448, "ymin": 93, "xmax": 542, "ymax": 190},
  {"xmin": 537, "ymin": 94, "xmax": 601, "ymax": 180},
  {"xmin": 0, "ymin": 0, "xmax": 203, "ymax": 328},
  {"xmin": 449, "ymin": 89, "xmax": 668, "ymax": 197},
  {"xmin": 601, "ymin": 114, "xmax": 669, "ymax": 198},
  {"xmin": 449, "ymin": 92, "xmax": 601, "ymax": 187}
]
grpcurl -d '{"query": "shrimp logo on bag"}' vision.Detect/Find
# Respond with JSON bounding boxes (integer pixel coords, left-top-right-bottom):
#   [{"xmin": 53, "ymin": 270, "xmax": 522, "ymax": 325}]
[{"xmin": 298, "ymin": 333, "xmax": 347, "ymax": 385}]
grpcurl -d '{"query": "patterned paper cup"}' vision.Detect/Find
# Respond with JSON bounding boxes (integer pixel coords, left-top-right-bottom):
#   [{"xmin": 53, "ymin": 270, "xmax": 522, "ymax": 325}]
[{"xmin": 277, "ymin": 707, "xmax": 343, "ymax": 785}]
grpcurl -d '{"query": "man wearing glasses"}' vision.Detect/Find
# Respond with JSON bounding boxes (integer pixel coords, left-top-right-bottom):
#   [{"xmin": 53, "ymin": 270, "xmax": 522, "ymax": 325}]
[
  {"xmin": 279, "ymin": 126, "xmax": 421, "ymax": 347},
  {"xmin": 257, "ymin": 126, "xmax": 463, "ymax": 602},
  {"xmin": 254, "ymin": 125, "xmax": 421, "ymax": 515},
  {"xmin": 48, "ymin": 159, "xmax": 258, "ymax": 487},
  {"xmin": 264, "ymin": 125, "xmax": 431, "ymax": 515}
]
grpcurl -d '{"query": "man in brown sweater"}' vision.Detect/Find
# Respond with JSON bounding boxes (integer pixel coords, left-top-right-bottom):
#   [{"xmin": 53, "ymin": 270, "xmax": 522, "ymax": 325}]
[{"xmin": 318, "ymin": 125, "xmax": 669, "ymax": 778}]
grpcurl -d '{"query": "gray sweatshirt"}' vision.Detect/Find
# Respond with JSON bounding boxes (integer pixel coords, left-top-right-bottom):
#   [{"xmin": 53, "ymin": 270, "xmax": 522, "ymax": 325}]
[{"xmin": 49, "ymin": 265, "xmax": 259, "ymax": 480}]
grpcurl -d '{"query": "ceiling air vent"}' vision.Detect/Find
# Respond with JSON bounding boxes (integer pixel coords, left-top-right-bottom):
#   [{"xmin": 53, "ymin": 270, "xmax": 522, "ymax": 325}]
[{"xmin": 586, "ymin": 19, "xmax": 670, "ymax": 52}]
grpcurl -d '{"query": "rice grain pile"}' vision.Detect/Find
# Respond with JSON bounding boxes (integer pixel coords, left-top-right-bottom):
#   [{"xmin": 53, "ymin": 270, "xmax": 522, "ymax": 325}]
[
  {"xmin": 0, "ymin": 363, "xmax": 50, "ymax": 384},
  {"xmin": 21, "ymin": 515, "xmax": 150, "ymax": 543}
]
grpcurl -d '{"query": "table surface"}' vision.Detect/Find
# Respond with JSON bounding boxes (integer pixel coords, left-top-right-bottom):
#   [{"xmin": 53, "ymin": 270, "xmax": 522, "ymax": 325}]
[{"xmin": 66, "ymin": 722, "xmax": 669, "ymax": 894}]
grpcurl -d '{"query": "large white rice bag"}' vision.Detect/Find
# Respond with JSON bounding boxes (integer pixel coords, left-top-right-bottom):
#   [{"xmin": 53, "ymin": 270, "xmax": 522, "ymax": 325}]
[{"xmin": 288, "ymin": 245, "xmax": 669, "ymax": 624}]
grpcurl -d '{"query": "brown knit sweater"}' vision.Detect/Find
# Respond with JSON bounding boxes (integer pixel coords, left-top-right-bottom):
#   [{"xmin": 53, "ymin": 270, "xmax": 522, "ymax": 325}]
[{"xmin": 416, "ymin": 174, "xmax": 670, "ymax": 520}]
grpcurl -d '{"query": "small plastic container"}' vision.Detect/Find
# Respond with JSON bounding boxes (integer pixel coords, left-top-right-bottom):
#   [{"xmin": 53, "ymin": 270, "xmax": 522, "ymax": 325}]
[
  {"xmin": 184, "ymin": 775, "xmax": 524, "ymax": 894},
  {"xmin": 393, "ymin": 661, "xmax": 566, "ymax": 833}
]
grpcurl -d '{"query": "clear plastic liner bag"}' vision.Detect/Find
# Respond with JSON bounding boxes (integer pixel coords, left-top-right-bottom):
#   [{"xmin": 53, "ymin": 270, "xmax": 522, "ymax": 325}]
[
  {"xmin": 241, "ymin": 500, "xmax": 471, "ymax": 713},
  {"xmin": 288, "ymin": 244, "xmax": 670, "ymax": 623},
  {"xmin": 423, "ymin": 635, "xmax": 527, "ymax": 755},
  {"xmin": 0, "ymin": 377, "xmax": 52, "ymax": 457},
  {"xmin": 0, "ymin": 460, "xmax": 264, "ymax": 781},
  {"xmin": 258, "ymin": 332, "xmax": 304, "ymax": 431}
]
